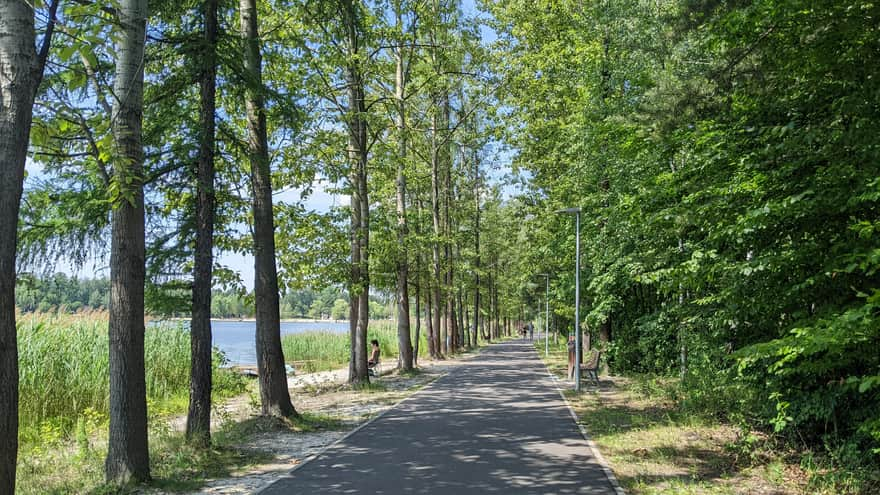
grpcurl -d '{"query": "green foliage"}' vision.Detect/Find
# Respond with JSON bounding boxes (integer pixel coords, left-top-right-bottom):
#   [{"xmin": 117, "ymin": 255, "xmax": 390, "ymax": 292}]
[
  {"xmin": 489, "ymin": 0, "xmax": 880, "ymax": 478},
  {"xmin": 330, "ymin": 298, "xmax": 349, "ymax": 320},
  {"xmin": 14, "ymin": 0, "xmax": 879, "ymax": 489}
]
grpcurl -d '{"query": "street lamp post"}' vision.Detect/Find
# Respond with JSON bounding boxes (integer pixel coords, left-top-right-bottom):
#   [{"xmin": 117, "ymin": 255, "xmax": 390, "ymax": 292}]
[
  {"xmin": 556, "ymin": 207, "xmax": 582, "ymax": 392},
  {"xmin": 537, "ymin": 273, "xmax": 550, "ymax": 356}
]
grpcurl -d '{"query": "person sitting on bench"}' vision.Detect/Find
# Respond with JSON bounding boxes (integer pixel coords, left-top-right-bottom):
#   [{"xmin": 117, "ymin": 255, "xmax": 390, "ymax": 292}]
[{"xmin": 368, "ymin": 339, "xmax": 380, "ymax": 374}]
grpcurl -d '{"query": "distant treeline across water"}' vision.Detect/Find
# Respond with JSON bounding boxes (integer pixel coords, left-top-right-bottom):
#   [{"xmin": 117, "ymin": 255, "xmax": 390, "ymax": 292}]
[{"xmin": 16, "ymin": 273, "xmax": 394, "ymax": 320}]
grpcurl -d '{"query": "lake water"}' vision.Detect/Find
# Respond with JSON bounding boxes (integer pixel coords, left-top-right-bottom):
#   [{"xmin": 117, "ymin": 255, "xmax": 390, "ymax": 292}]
[{"xmin": 184, "ymin": 320, "xmax": 349, "ymax": 366}]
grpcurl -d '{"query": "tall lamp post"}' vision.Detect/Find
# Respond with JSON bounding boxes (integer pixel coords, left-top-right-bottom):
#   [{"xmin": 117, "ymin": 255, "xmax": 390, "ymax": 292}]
[
  {"xmin": 556, "ymin": 207, "xmax": 581, "ymax": 392},
  {"xmin": 537, "ymin": 273, "xmax": 550, "ymax": 356}
]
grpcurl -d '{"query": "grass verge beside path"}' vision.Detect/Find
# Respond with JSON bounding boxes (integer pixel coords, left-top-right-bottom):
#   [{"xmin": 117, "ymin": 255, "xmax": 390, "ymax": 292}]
[{"xmin": 535, "ymin": 340, "xmax": 869, "ymax": 495}]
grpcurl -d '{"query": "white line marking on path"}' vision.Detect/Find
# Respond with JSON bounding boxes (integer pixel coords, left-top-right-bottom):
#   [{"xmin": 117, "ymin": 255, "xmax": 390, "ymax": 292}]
[{"xmin": 542, "ymin": 363, "xmax": 627, "ymax": 495}]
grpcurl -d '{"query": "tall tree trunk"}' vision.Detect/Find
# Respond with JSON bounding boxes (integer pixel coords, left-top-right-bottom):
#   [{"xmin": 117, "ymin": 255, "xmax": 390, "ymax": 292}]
[
  {"xmin": 493, "ymin": 275, "xmax": 499, "ymax": 339},
  {"xmin": 186, "ymin": 0, "xmax": 218, "ymax": 447},
  {"xmin": 415, "ymin": 196, "xmax": 429, "ymax": 361},
  {"xmin": 105, "ymin": 0, "xmax": 150, "ymax": 483},
  {"xmin": 458, "ymin": 288, "xmax": 467, "ymax": 348},
  {"xmin": 342, "ymin": 0, "xmax": 370, "ymax": 384},
  {"xmin": 472, "ymin": 154, "xmax": 481, "ymax": 348},
  {"xmin": 597, "ymin": 31, "xmax": 613, "ymax": 355},
  {"xmin": 426, "ymin": 279, "xmax": 435, "ymax": 356},
  {"xmin": 414, "ymin": 275, "xmax": 421, "ymax": 367},
  {"xmin": 442, "ymin": 96, "xmax": 456, "ymax": 352},
  {"xmin": 448, "ymin": 301, "xmax": 456, "ymax": 352},
  {"xmin": 0, "ymin": 4, "xmax": 40, "ymax": 490},
  {"xmin": 240, "ymin": 0, "xmax": 297, "ymax": 417},
  {"xmin": 460, "ymin": 293, "xmax": 466, "ymax": 347},
  {"xmin": 440, "ymin": 299, "xmax": 447, "ymax": 354},
  {"xmin": 393, "ymin": 8, "xmax": 413, "ymax": 371},
  {"xmin": 486, "ymin": 272, "xmax": 494, "ymax": 341},
  {"xmin": 599, "ymin": 318, "xmax": 612, "ymax": 345},
  {"xmin": 430, "ymin": 108, "xmax": 443, "ymax": 359}
]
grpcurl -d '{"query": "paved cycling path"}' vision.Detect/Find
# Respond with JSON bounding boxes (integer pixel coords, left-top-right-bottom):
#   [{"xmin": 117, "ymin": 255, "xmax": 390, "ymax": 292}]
[{"xmin": 260, "ymin": 340, "xmax": 619, "ymax": 494}]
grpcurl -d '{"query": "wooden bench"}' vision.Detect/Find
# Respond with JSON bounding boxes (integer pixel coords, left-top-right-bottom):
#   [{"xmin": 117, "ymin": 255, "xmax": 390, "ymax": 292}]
[{"xmin": 579, "ymin": 349, "xmax": 601, "ymax": 386}]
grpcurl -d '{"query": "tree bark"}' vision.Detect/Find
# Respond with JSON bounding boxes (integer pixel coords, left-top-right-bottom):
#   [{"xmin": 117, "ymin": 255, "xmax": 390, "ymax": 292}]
[
  {"xmin": 105, "ymin": 0, "xmax": 151, "ymax": 483},
  {"xmin": 426, "ymin": 276, "xmax": 435, "ymax": 357},
  {"xmin": 443, "ymin": 96, "xmax": 456, "ymax": 352},
  {"xmin": 460, "ymin": 293, "xmax": 466, "ymax": 347},
  {"xmin": 486, "ymin": 272, "xmax": 494, "ymax": 341},
  {"xmin": 186, "ymin": 0, "xmax": 218, "ymax": 447},
  {"xmin": 458, "ymin": 287, "xmax": 466, "ymax": 348},
  {"xmin": 0, "ymin": 4, "xmax": 39, "ymax": 491},
  {"xmin": 493, "ymin": 274, "xmax": 499, "ymax": 339},
  {"xmin": 393, "ymin": 7, "xmax": 413, "ymax": 371},
  {"xmin": 598, "ymin": 31, "xmax": 613, "ymax": 356},
  {"xmin": 416, "ymin": 197, "xmax": 435, "ymax": 358},
  {"xmin": 342, "ymin": 0, "xmax": 370, "ymax": 384},
  {"xmin": 472, "ymin": 151, "xmax": 480, "ymax": 348},
  {"xmin": 240, "ymin": 0, "xmax": 297, "ymax": 418},
  {"xmin": 413, "ymin": 274, "xmax": 421, "ymax": 367},
  {"xmin": 430, "ymin": 107, "xmax": 443, "ymax": 359},
  {"xmin": 598, "ymin": 318, "xmax": 612, "ymax": 346}
]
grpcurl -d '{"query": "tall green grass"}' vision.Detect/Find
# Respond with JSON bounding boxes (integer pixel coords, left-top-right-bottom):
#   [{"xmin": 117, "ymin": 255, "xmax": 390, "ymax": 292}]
[
  {"xmin": 16, "ymin": 312, "xmax": 245, "ymax": 443},
  {"xmin": 280, "ymin": 320, "xmax": 429, "ymax": 372}
]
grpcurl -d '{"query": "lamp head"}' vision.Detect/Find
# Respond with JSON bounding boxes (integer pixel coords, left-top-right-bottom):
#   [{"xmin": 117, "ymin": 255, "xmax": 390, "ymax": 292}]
[{"xmin": 554, "ymin": 207, "xmax": 581, "ymax": 215}]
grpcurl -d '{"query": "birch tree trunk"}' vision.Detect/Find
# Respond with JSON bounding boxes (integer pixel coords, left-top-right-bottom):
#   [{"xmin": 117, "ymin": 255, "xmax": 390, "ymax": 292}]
[
  {"xmin": 0, "ymin": 5, "xmax": 38, "ymax": 491},
  {"xmin": 186, "ymin": 0, "xmax": 219, "ymax": 446},
  {"xmin": 240, "ymin": 0, "xmax": 297, "ymax": 417},
  {"xmin": 105, "ymin": 0, "xmax": 151, "ymax": 483}
]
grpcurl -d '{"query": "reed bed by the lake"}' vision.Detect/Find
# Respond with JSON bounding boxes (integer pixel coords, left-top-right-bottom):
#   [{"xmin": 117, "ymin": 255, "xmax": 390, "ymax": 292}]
[
  {"xmin": 280, "ymin": 321, "xmax": 429, "ymax": 372},
  {"xmin": 16, "ymin": 313, "xmax": 429, "ymax": 441},
  {"xmin": 16, "ymin": 311, "xmax": 244, "ymax": 443}
]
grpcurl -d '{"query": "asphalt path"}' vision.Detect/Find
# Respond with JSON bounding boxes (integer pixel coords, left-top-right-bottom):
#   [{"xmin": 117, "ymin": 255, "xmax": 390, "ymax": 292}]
[{"xmin": 260, "ymin": 339, "xmax": 618, "ymax": 494}]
